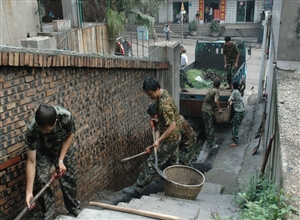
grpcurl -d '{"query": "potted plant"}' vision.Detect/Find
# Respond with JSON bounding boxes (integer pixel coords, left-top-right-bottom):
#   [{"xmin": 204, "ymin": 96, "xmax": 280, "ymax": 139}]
[
  {"xmin": 210, "ymin": 20, "xmax": 221, "ymax": 37},
  {"xmin": 188, "ymin": 20, "xmax": 198, "ymax": 36}
]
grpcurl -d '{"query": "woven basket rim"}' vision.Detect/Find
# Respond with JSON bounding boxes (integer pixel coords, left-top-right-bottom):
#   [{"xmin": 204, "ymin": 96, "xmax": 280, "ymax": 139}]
[
  {"xmin": 214, "ymin": 108, "xmax": 230, "ymax": 123},
  {"xmin": 163, "ymin": 165, "xmax": 205, "ymax": 187}
]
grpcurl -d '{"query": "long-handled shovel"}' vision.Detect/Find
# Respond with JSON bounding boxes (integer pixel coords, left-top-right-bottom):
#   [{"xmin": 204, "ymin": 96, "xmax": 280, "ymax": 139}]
[
  {"xmin": 14, "ymin": 170, "xmax": 66, "ymax": 220},
  {"xmin": 121, "ymin": 151, "xmax": 147, "ymax": 162},
  {"xmin": 149, "ymin": 121, "xmax": 170, "ymax": 182},
  {"xmin": 150, "ymin": 120, "xmax": 158, "ymax": 168}
]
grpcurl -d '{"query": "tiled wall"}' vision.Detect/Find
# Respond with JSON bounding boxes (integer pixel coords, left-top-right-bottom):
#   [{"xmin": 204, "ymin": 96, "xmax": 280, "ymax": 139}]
[{"xmin": 158, "ymin": 0, "xmax": 264, "ymax": 24}]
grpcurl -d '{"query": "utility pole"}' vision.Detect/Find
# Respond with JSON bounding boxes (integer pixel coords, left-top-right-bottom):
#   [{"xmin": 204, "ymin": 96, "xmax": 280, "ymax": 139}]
[{"xmin": 181, "ymin": 2, "xmax": 186, "ymax": 43}]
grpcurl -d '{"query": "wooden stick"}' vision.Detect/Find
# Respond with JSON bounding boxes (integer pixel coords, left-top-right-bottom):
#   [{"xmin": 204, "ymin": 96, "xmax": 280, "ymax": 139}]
[
  {"xmin": 260, "ymin": 133, "xmax": 275, "ymax": 175},
  {"xmin": 121, "ymin": 151, "xmax": 147, "ymax": 162},
  {"xmin": 150, "ymin": 120, "xmax": 158, "ymax": 168},
  {"xmin": 89, "ymin": 201, "xmax": 184, "ymax": 220}
]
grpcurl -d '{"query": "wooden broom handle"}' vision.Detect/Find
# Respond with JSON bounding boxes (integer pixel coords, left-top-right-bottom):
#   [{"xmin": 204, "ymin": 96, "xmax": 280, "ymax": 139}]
[{"xmin": 89, "ymin": 201, "xmax": 184, "ymax": 220}]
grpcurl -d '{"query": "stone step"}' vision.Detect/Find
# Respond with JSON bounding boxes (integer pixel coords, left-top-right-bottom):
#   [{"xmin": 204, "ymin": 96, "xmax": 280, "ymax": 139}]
[{"xmin": 119, "ymin": 193, "xmax": 239, "ymax": 219}]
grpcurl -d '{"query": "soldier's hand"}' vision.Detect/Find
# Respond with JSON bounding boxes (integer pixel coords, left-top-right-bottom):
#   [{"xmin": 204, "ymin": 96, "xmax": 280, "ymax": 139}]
[
  {"xmin": 154, "ymin": 140, "xmax": 160, "ymax": 149},
  {"xmin": 234, "ymin": 62, "xmax": 238, "ymax": 68},
  {"xmin": 145, "ymin": 145, "xmax": 155, "ymax": 154},
  {"xmin": 26, "ymin": 193, "xmax": 35, "ymax": 210},
  {"xmin": 224, "ymin": 64, "xmax": 227, "ymax": 69},
  {"xmin": 58, "ymin": 162, "xmax": 66, "ymax": 173}
]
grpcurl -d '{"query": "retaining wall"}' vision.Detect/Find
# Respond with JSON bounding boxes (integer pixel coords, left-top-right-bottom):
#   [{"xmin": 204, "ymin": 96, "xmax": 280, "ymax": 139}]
[{"xmin": 0, "ymin": 47, "xmax": 169, "ymax": 219}]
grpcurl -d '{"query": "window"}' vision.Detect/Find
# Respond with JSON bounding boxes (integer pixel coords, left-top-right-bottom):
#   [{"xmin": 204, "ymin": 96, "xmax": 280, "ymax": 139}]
[{"xmin": 236, "ymin": 0, "xmax": 254, "ymax": 22}]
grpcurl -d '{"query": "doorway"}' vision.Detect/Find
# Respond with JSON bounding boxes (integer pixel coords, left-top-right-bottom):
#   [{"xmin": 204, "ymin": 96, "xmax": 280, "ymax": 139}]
[
  {"xmin": 236, "ymin": 0, "xmax": 255, "ymax": 22},
  {"xmin": 173, "ymin": 2, "xmax": 189, "ymax": 23}
]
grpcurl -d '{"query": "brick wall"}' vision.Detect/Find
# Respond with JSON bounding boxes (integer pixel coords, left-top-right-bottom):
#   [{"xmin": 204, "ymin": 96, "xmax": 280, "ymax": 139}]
[{"xmin": 0, "ymin": 47, "xmax": 169, "ymax": 219}]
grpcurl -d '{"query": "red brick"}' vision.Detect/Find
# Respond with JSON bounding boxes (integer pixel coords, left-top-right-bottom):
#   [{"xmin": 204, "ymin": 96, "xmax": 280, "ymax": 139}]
[
  {"xmin": 25, "ymin": 76, "xmax": 34, "ymax": 83},
  {"xmin": 0, "ymin": 156, "xmax": 21, "ymax": 171},
  {"xmin": 0, "ymin": 183, "xmax": 6, "ymax": 193},
  {"xmin": 14, "ymin": 53, "xmax": 19, "ymax": 66},
  {"xmin": 6, "ymin": 173, "xmax": 25, "ymax": 188},
  {"xmin": 25, "ymin": 89, "xmax": 36, "ymax": 97},
  {"xmin": 19, "ymin": 97, "xmax": 31, "ymax": 106},
  {"xmin": 46, "ymin": 89, "xmax": 55, "ymax": 97},
  {"xmin": 47, "ymin": 56, "xmax": 52, "ymax": 67},
  {"xmin": 19, "ymin": 53, "xmax": 24, "ymax": 66},
  {"xmin": 29, "ymin": 54, "xmax": 34, "ymax": 66},
  {"xmin": 7, "ymin": 142, "xmax": 23, "ymax": 154},
  {"xmin": 7, "ymin": 160, "xmax": 25, "ymax": 173},
  {"xmin": 38, "ymin": 54, "xmax": 43, "ymax": 67},
  {"xmin": 0, "ymin": 196, "xmax": 9, "ymax": 206},
  {"xmin": 42, "ymin": 54, "xmax": 47, "ymax": 67},
  {"xmin": 59, "ymin": 55, "xmax": 64, "ymax": 66},
  {"xmin": 1, "ymin": 52, "xmax": 8, "ymax": 65},
  {"xmin": 24, "ymin": 53, "xmax": 29, "ymax": 66}
]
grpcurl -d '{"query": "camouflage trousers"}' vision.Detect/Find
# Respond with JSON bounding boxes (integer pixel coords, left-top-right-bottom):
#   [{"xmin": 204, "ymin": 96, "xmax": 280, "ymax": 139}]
[
  {"xmin": 36, "ymin": 146, "xmax": 79, "ymax": 219},
  {"xmin": 179, "ymin": 139, "xmax": 197, "ymax": 166},
  {"xmin": 231, "ymin": 110, "xmax": 245, "ymax": 144},
  {"xmin": 133, "ymin": 139, "xmax": 181, "ymax": 193},
  {"xmin": 226, "ymin": 62, "xmax": 236, "ymax": 87},
  {"xmin": 202, "ymin": 111, "xmax": 216, "ymax": 148},
  {"xmin": 180, "ymin": 71, "xmax": 193, "ymax": 89}
]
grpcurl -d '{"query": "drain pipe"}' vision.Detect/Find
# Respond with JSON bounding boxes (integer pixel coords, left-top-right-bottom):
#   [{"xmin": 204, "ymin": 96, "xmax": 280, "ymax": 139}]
[{"xmin": 257, "ymin": 10, "xmax": 271, "ymax": 103}]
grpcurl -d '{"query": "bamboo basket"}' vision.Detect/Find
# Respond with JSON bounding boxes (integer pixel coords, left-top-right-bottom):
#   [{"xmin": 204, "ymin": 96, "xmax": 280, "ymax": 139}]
[
  {"xmin": 163, "ymin": 165, "xmax": 205, "ymax": 200},
  {"xmin": 214, "ymin": 108, "xmax": 231, "ymax": 123}
]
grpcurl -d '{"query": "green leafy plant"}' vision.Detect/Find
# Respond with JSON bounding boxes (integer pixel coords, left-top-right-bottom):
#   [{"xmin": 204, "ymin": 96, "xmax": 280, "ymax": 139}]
[
  {"xmin": 186, "ymin": 68, "xmax": 227, "ymax": 89},
  {"xmin": 106, "ymin": 9, "xmax": 125, "ymax": 40},
  {"xmin": 235, "ymin": 174, "xmax": 299, "ymax": 220},
  {"xmin": 210, "ymin": 20, "xmax": 221, "ymax": 33},
  {"xmin": 188, "ymin": 20, "xmax": 198, "ymax": 31}
]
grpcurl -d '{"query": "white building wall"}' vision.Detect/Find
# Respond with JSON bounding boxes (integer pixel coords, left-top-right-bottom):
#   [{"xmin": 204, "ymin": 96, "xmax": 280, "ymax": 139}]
[
  {"xmin": 254, "ymin": 0, "xmax": 263, "ymax": 23},
  {"xmin": 0, "ymin": 0, "xmax": 40, "ymax": 46},
  {"xmin": 225, "ymin": 0, "xmax": 238, "ymax": 23},
  {"xmin": 158, "ymin": 0, "xmax": 174, "ymax": 23},
  {"xmin": 158, "ymin": 0, "xmax": 264, "ymax": 24},
  {"xmin": 189, "ymin": 0, "xmax": 199, "ymax": 23}
]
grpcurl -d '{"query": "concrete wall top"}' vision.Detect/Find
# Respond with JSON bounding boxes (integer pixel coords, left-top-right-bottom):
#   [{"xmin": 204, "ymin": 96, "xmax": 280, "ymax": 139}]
[{"xmin": 0, "ymin": 46, "xmax": 169, "ymax": 69}]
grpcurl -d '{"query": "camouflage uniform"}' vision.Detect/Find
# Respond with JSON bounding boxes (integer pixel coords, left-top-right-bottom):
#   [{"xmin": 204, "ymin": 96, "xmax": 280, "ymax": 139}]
[
  {"xmin": 178, "ymin": 115, "xmax": 197, "ymax": 166},
  {"xmin": 229, "ymin": 90, "xmax": 245, "ymax": 144},
  {"xmin": 201, "ymin": 88, "xmax": 220, "ymax": 148},
  {"xmin": 223, "ymin": 42, "xmax": 239, "ymax": 87},
  {"xmin": 133, "ymin": 89, "xmax": 182, "ymax": 193},
  {"xmin": 26, "ymin": 106, "xmax": 79, "ymax": 219}
]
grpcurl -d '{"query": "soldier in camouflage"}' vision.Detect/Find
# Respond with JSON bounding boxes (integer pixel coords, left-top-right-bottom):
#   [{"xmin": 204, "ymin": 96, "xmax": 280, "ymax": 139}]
[
  {"xmin": 179, "ymin": 115, "xmax": 198, "ymax": 165},
  {"xmin": 223, "ymin": 36, "xmax": 240, "ymax": 89},
  {"xmin": 123, "ymin": 77, "xmax": 182, "ymax": 196},
  {"xmin": 228, "ymin": 80, "xmax": 245, "ymax": 147},
  {"xmin": 146, "ymin": 103, "xmax": 197, "ymax": 166},
  {"xmin": 180, "ymin": 68, "xmax": 194, "ymax": 92},
  {"xmin": 202, "ymin": 79, "xmax": 222, "ymax": 149},
  {"xmin": 25, "ymin": 104, "xmax": 80, "ymax": 219}
]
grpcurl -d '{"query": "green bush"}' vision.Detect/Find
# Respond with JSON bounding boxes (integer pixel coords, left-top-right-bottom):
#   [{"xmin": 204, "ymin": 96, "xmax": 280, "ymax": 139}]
[
  {"xmin": 235, "ymin": 174, "xmax": 299, "ymax": 220},
  {"xmin": 188, "ymin": 20, "xmax": 198, "ymax": 31},
  {"xmin": 210, "ymin": 20, "xmax": 221, "ymax": 33}
]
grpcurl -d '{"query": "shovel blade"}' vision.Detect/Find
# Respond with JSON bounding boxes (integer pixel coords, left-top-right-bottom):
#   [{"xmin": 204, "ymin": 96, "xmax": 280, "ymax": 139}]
[{"xmin": 150, "ymin": 162, "xmax": 170, "ymax": 182}]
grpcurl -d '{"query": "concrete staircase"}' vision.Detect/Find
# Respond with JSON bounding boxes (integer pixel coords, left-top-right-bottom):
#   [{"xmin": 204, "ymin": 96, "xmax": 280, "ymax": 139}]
[{"xmin": 55, "ymin": 182, "xmax": 239, "ymax": 219}]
